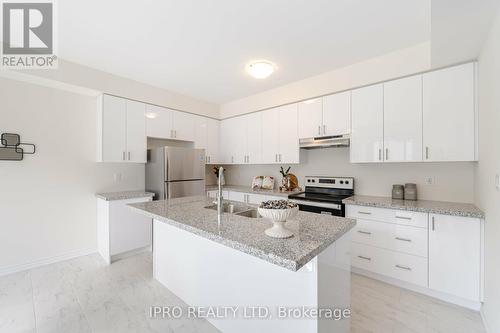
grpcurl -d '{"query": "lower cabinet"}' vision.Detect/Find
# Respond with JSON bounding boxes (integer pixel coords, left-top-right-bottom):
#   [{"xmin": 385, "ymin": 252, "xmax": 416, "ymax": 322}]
[
  {"xmin": 429, "ymin": 213, "xmax": 482, "ymax": 302},
  {"xmin": 347, "ymin": 205, "xmax": 483, "ymax": 306},
  {"xmin": 206, "ymin": 190, "xmax": 283, "ymax": 205},
  {"xmin": 97, "ymin": 197, "xmax": 152, "ymax": 264}
]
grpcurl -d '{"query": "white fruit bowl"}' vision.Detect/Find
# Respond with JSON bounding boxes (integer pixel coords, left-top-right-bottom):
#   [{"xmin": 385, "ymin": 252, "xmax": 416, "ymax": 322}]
[{"xmin": 258, "ymin": 206, "xmax": 298, "ymax": 239}]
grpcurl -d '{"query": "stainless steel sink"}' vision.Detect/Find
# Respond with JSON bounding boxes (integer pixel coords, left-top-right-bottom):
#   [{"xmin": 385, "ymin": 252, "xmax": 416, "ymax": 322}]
[
  {"xmin": 235, "ymin": 209, "xmax": 261, "ymax": 218},
  {"xmin": 204, "ymin": 204, "xmax": 247, "ymax": 214}
]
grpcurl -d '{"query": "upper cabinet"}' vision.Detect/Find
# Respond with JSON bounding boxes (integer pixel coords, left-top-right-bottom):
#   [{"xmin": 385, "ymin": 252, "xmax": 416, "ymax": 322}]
[
  {"xmin": 261, "ymin": 104, "xmax": 299, "ymax": 164},
  {"xmin": 98, "ymin": 94, "xmax": 146, "ymax": 163},
  {"xmin": 423, "ymin": 63, "xmax": 476, "ymax": 162},
  {"xmin": 322, "ymin": 91, "xmax": 351, "ymax": 137},
  {"xmin": 146, "ymin": 105, "xmax": 173, "ymax": 139},
  {"xmin": 298, "ymin": 98, "xmax": 323, "ymax": 138},
  {"xmin": 383, "ymin": 75, "xmax": 423, "ymax": 162},
  {"xmin": 350, "ymin": 84, "xmax": 384, "ymax": 163},
  {"xmin": 219, "ymin": 113, "xmax": 262, "ymax": 165},
  {"xmin": 172, "ymin": 111, "xmax": 195, "ymax": 141},
  {"xmin": 194, "ymin": 116, "xmax": 219, "ymax": 164},
  {"xmin": 297, "ymin": 92, "xmax": 350, "ymax": 139}
]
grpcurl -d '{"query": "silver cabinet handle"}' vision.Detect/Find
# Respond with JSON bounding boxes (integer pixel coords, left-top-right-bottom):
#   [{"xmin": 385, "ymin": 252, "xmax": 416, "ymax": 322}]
[
  {"xmin": 357, "ymin": 230, "xmax": 372, "ymax": 235},
  {"xmin": 128, "ymin": 152, "xmax": 131, "ymax": 160},
  {"xmin": 275, "ymin": 154, "xmax": 278, "ymax": 162},
  {"xmin": 385, "ymin": 148, "xmax": 389, "ymax": 161},
  {"xmin": 208, "ymin": 156, "xmax": 210, "ymax": 163},
  {"xmin": 425, "ymin": 146, "xmax": 429, "ymax": 160},
  {"xmin": 279, "ymin": 154, "xmax": 282, "ymax": 162},
  {"xmin": 318, "ymin": 125, "xmax": 321, "ymax": 135},
  {"xmin": 378, "ymin": 149, "xmax": 382, "ymax": 161},
  {"xmin": 323, "ymin": 125, "xmax": 326, "ymax": 135},
  {"xmin": 170, "ymin": 129, "xmax": 173, "ymax": 138},
  {"xmin": 358, "ymin": 211, "xmax": 372, "ymax": 215},
  {"xmin": 395, "ymin": 237, "xmax": 412, "ymax": 242},
  {"xmin": 122, "ymin": 151, "xmax": 126, "ymax": 161},
  {"xmin": 231, "ymin": 156, "xmax": 234, "ymax": 163},
  {"xmin": 395, "ymin": 264, "xmax": 412, "ymax": 271},
  {"xmin": 358, "ymin": 255, "xmax": 371, "ymax": 261},
  {"xmin": 431, "ymin": 216, "xmax": 435, "ymax": 231},
  {"xmin": 395, "ymin": 216, "xmax": 412, "ymax": 220}
]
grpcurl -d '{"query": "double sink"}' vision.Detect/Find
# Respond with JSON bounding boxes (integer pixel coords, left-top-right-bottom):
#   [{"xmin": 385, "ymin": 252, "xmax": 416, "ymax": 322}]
[{"xmin": 204, "ymin": 203, "xmax": 261, "ymax": 218}]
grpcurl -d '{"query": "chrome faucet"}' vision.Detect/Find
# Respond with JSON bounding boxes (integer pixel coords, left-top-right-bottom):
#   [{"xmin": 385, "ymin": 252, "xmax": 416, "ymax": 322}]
[{"xmin": 217, "ymin": 166, "xmax": 224, "ymax": 216}]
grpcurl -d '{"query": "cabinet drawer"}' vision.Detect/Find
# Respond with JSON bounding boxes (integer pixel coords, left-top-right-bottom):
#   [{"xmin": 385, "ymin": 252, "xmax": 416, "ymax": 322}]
[
  {"xmin": 386, "ymin": 250, "xmax": 428, "ymax": 287},
  {"xmin": 347, "ymin": 205, "xmax": 428, "ymax": 228},
  {"xmin": 352, "ymin": 242, "xmax": 428, "ymax": 287},
  {"xmin": 352, "ymin": 219, "xmax": 427, "ymax": 257}
]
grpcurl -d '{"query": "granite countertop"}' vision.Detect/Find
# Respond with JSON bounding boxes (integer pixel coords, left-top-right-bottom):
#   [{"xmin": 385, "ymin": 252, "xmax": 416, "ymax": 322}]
[
  {"xmin": 206, "ymin": 184, "xmax": 301, "ymax": 198},
  {"xmin": 129, "ymin": 196, "xmax": 355, "ymax": 271},
  {"xmin": 95, "ymin": 190, "xmax": 155, "ymax": 201},
  {"xmin": 343, "ymin": 195, "xmax": 484, "ymax": 219}
]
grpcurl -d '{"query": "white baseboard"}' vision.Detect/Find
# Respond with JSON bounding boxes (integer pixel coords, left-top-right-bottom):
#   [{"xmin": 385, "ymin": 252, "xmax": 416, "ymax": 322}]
[
  {"xmin": 109, "ymin": 246, "xmax": 152, "ymax": 264},
  {"xmin": 480, "ymin": 307, "xmax": 490, "ymax": 333},
  {"xmin": 0, "ymin": 248, "xmax": 97, "ymax": 277},
  {"xmin": 352, "ymin": 267, "xmax": 482, "ymax": 311}
]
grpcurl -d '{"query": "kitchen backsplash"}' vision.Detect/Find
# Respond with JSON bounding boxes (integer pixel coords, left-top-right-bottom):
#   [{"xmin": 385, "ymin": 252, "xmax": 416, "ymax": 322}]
[{"xmin": 206, "ymin": 147, "xmax": 475, "ymax": 203}]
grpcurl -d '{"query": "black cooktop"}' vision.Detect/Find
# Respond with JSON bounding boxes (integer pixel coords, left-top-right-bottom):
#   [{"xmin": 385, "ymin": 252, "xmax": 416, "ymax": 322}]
[{"xmin": 288, "ymin": 192, "xmax": 352, "ymax": 204}]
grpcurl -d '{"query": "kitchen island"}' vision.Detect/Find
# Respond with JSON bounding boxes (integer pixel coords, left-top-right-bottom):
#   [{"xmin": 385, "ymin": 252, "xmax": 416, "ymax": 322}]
[{"xmin": 129, "ymin": 196, "xmax": 355, "ymax": 333}]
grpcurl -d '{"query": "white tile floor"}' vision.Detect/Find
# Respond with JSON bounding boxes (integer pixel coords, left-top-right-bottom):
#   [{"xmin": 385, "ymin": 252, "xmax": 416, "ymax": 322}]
[{"xmin": 0, "ymin": 253, "xmax": 486, "ymax": 333}]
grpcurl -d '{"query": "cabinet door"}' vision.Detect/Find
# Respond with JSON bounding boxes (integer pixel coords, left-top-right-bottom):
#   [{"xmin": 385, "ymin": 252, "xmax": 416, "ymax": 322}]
[
  {"xmin": 232, "ymin": 116, "xmax": 247, "ymax": 164},
  {"xmin": 172, "ymin": 111, "xmax": 195, "ymax": 142},
  {"xmin": 102, "ymin": 95, "xmax": 127, "ymax": 162},
  {"xmin": 350, "ymin": 84, "xmax": 384, "ymax": 163},
  {"xmin": 206, "ymin": 118, "xmax": 219, "ymax": 164},
  {"xmin": 423, "ymin": 63, "xmax": 475, "ymax": 161},
  {"xmin": 278, "ymin": 104, "xmax": 299, "ymax": 164},
  {"xmin": 126, "ymin": 100, "xmax": 147, "ymax": 163},
  {"xmin": 146, "ymin": 104, "xmax": 173, "ymax": 139},
  {"xmin": 322, "ymin": 91, "xmax": 351, "ymax": 136},
  {"xmin": 429, "ymin": 214, "xmax": 481, "ymax": 301},
  {"xmin": 219, "ymin": 120, "xmax": 232, "ymax": 164},
  {"xmin": 384, "ymin": 76, "xmax": 423, "ymax": 162},
  {"xmin": 298, "ymin": 98, "xmax": 323, "ymax": 138},
  {"xmin": 245, "ymin": 112, "xmax": 262, "ymax": 164},
  {"xmin": 193, "ymin": 115, "xmax": 208, "ymax": 160},
  {"xmin": 261, "ymin": 108, "xmax": 280, "ymax": 164}
]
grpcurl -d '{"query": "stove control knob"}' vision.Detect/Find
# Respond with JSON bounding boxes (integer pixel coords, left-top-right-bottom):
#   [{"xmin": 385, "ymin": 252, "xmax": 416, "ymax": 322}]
[
  {"xmin": 307, "ymin": 179, "xmax": 311, "ymax": 183},
  {"xmin": 340, "ymin": 180, "xmax": 344, "ymax": 184},
  {"xmin": 345, "ymin": 180, "xmax": 349, "ymax": 184},
  {"xmin": 312, "ymin": 179, "xmax": 315, "ymax": 183}
]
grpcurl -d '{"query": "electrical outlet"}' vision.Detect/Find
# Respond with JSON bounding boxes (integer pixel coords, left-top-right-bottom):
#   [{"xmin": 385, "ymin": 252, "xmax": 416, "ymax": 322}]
[{"xmin": 425, "ymin": 176, "xmax": 435, "ymax": 185}]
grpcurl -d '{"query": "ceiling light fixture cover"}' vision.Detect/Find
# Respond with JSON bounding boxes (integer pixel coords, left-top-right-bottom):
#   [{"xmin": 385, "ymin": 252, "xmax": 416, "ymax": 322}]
[{"xmin": 246, "ymin": 60, "xmax": 276, "ymax": 79}]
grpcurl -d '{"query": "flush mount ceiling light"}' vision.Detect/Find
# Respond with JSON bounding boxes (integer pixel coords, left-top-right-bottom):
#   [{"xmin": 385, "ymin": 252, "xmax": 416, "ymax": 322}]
[{"xmin": 245, "ymin": 60, "xmax": 276, "ymax": 79}]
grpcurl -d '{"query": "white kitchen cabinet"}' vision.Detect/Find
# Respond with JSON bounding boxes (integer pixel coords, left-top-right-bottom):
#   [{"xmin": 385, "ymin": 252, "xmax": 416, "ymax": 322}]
[
  {"xmin": 172, "ymin": 110, "xmax": 195, "ymax": 141},
  {"xmin": 322, "ymin": 91, "xmax": 351, "ymax": 137},
  {"xmin": 298, "ymin": 98, "xmax": 323, "ymax": 138},
  {"xmin": 245, "ymin": 112, "xmax": 262, "ymax": 164},
  {"xmin": 261, "ymin": 108, "xmax": 280, "ymax": 163},
  {"xmin": 350, "ymin": 84, "xmax": 384, "ymax": 163},
  {"xmin": 98, "ymin": 94, "xmax": 146, "ymax": 163},
  {"xmin": 278, "ymin": 104, "xmax": 299, "ymax": 163},
  {"xmin": 423, "ymin": 63, "xmax": 476, "ymax": 162},
  {"xmin": 194, "ymin": 116, "xmax": 219, "ymax": 164},
  {"xmin": 261, "ymin": 104, "xmax": 299, "ymax": 164},
  {"xmin": 97, "ymin": 196, "xmax": 153, "ymax": 264},
  {"xmin": 429, "ymin": 214, "xmax": 482, "ymax": 302},
  {"xmin": 126, "ymin": 100, "xmax": 147, "ymax": 163},
  {"xmin": 146, "ymin": 104, "xmax": 173, "ymax": 139},
  {"xmin": 383, "ymin": 75, "xmax": 423, "ymax": 162},
  {"xmin": 222, "ymin": 116, "xmax": 246, "ymax": 164}
]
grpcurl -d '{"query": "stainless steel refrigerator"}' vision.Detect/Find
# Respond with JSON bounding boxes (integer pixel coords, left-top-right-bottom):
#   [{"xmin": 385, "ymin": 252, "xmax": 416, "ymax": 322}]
[{"xmin": 146, "ymin": 147, "xmax": 206, "ymax": 200}]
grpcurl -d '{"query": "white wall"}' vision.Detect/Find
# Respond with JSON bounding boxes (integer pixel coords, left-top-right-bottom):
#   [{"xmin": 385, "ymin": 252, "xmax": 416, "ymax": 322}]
[
  {"xmin": 0, "ymin": 78, "xmax": 145, "ymax": 274},
  {"xmin": 6, "ymin": 59, "xmax": 219, "ymax": 118},
  {"xmin": 220, "ymin": 42, "xmax": 431, "ymax": 118},
  {"xmin": 210, "ymin": 148, "xmax": 475, "ymax": 203},
  {"xmin": 474, "ymin": 5, "xmax": 500, "ymax": 332}
]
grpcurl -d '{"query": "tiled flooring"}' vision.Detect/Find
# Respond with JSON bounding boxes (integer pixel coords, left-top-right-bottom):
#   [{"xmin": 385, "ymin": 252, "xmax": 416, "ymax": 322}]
[{"xmin": 0, "ymin": 253, "xmax": 486, "ymax": 333}]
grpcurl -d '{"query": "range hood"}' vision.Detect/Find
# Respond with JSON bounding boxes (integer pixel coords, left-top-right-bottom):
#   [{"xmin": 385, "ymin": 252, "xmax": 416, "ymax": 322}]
[{"xmin": 299, "ymin": 134, "xmax": 350, "ymax": 150}]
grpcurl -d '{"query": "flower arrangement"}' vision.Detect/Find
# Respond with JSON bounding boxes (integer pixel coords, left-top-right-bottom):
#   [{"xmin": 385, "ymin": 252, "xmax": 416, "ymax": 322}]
[{"xmin": 212, "ymin": 166, "xmax": 225, "ymax": 178}]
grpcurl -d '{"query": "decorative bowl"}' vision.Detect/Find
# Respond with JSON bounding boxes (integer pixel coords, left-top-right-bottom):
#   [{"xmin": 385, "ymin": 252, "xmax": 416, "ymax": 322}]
[{"xmin": 258, "ymin": 206, "xmax": 298, "ymax": 239}]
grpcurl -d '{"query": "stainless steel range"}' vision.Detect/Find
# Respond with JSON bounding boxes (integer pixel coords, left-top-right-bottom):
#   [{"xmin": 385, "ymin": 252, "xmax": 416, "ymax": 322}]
[{"xmin": 288, "ymin": 176, "xmax": 354, "ymax": 217}]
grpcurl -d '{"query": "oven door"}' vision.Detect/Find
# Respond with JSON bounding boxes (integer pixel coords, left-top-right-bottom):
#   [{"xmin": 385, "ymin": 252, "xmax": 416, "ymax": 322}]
[{"xmin": 289, "ymin": 199, "xmax": 344, "ymax": 217}]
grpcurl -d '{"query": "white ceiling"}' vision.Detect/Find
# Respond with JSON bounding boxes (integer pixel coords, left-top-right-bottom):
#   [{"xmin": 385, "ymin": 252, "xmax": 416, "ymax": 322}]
[{"xmin": 59, "ymin": 0, "xmax": 430, "ymax": 103}]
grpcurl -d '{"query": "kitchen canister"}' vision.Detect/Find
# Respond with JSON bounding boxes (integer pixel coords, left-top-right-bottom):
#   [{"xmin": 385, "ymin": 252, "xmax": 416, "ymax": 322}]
[
  {"xmin": 404, "ymin": 183, "xmax": 418, "ymax": 200},
  {"xmin": 392, "ymin": 184, "xmax": 405, "ymax": 200}
]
